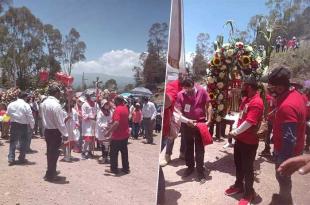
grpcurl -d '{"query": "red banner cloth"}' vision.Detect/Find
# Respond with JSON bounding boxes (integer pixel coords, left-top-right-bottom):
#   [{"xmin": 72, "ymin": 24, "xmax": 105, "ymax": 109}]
[{"xmin": 196, "ymin": 123, "xmax": 213, "ymax": 146}]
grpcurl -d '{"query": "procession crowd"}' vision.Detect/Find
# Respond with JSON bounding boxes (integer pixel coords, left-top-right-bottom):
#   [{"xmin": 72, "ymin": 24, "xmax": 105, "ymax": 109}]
[
  {"xmin": 0, "ymin": 85, "xmax": 160, "ymax": 182},
  {"xmin": 159, "ymin": 66, "xmax": 310, "ymax": 205}
]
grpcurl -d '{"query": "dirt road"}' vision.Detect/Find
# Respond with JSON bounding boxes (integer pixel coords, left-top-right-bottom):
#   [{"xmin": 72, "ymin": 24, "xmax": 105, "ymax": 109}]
[
  {"xmin": 0, "ymin": 134, "xmax": 160, "ymax": 205},
  {"xmin": 161, "ymin": 137, "xmax": 310, "ymax": 205}
]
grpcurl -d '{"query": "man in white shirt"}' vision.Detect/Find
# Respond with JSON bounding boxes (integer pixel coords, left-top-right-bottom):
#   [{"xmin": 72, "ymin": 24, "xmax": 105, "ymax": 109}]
[
  {"xmin": 7, "ymin": 92, "xmax": 35, "ymax": 165},
  {"xmin": 142, "ymin": 96, "xmax": 157, "ymax": 144},
  {"xmin": 41, "ymin": 85, "xmax": 68, "ymax": 181}
]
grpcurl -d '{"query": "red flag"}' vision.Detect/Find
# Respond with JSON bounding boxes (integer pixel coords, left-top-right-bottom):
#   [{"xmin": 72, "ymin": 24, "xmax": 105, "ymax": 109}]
[{"xmin": 196, "ymin": 123, "xmax": 213, "ymax": 146}]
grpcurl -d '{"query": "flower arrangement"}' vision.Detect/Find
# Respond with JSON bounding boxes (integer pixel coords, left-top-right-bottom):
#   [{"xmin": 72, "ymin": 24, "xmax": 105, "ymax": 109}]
[{"xmin": 207, "ymin": 39, "xmax": 265, "ymax": 122}]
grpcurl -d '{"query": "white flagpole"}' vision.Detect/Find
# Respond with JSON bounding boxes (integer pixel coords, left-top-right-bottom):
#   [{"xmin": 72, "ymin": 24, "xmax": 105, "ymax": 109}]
[{"xmin": 166, "ymin": 0, "xmax": 186, "ymax": 82}]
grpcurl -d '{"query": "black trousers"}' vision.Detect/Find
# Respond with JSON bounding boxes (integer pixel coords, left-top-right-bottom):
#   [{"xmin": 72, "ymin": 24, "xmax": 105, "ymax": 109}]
[
  {"xmin": 110, "ymin": 138, "xmax": 129, "ymax": 171},
  {"xmin": 234, "ymin": 140, "xmax": 258, "ymax": 196},
  {"xmin": 182, "ymin": 123, "xmax": 204, "ymax": 173},
  {"xmin": 45, "ymin": 129, "xmax": 62, "ymax": 177}
]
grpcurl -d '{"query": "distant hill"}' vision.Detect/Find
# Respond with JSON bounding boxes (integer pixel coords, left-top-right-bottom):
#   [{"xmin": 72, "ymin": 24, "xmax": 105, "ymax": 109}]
[{"xmin": 72, "ymin": 73, "xmax": 135, "ymax": 89}]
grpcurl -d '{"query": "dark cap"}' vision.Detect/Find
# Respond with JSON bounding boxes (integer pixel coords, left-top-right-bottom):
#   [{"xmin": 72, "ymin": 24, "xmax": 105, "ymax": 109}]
[
  {"xmin": 243, "ymin": 76, "xmax": 258, "ymax": 87},
  {"xmin": 266, "ymin": 66, "xmax": 291, "ymax": 86}
]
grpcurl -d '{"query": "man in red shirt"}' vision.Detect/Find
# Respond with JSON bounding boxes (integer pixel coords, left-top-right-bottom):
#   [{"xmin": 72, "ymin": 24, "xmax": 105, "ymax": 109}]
[
  {"xmin": 225, "ymin": 76, "xmax": 263, "ymax": 205},
  {"xmin": 106, "ymin": 95, "xmax": 130, "ymax": 174},
  {"xmin": 304, "ymin": 88, "xmax": 310, "ymax": 152},
  {"xmin": 175, "ymin": 76, "xmax": 212, "ymax": 182},
  {"xmin": 266, "ymin": 67, "xmax": 307, "ymax": 205}
]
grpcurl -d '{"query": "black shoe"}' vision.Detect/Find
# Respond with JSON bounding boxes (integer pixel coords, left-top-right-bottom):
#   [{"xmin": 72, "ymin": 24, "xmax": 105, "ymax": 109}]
[
  {"xmin": 269, "ymin": 194, "xmax": 293, "ymax": 205},
  {"xmin": 17, "ymin": 159, "xmax": 29, "ymax": 164},
  {"xmin": 44, "ymin": 175, "xmax": 62, "ymax": 182},
  {"xmin": 8, "ymin": 160, "xmax": 15, "ymax": 166},
  {"xmin": 182, "ymin": 167, "xmax": 194, "ymax": 178},
  {"xmin": 122, "ymin": 169, "xmax": 130, "ymax": 174},
  {"xmin": 26, "ymin": 149, "xmax": 37, "ymax": 154},
  {"xmin": 110, "ymin": 169, "xmax": 119, "ymax": 174},
  {"xmin": 197, "ymin": 172, "xmax": 205, "ymax": 181}
]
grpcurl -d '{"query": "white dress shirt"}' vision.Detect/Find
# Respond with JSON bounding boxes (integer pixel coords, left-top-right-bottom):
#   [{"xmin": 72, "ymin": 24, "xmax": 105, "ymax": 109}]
[
  {"xmin": 81, "ymin": 101, "xmax": 97, "ymax": 136},
  {"xmin": 40, "ymin": 96, "xmax": 68, "ymax": 137},
  {"xmin": 142, "ymin": 101, "xmax": 157, "ymax": 120},
  {"xmin": 7, "ymin": 98, "xmax": 35, "ymax": 129}
]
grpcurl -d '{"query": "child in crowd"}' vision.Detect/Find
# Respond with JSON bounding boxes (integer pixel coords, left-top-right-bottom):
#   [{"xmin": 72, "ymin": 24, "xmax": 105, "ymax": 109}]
[
  {"xmin": 63, "ymin": 100, "xmax": 80, "ymax": 162},
  {"xmin": 132, "ymin": 103, "xmax": 142, "ymax": 139},
  {"xmin": 96, "ymin": 99, "xmax": 113, "ymax": 163}
]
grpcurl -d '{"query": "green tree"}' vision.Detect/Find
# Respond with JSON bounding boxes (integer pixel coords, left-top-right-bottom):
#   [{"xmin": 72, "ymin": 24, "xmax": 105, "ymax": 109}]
[
  {"xmin": 192, "ymin": 33, "xmax": 211, "ymax": 77},
  {"xmin": 62, "ymin": 28, "xmax": 86, "ymax": 75},
  {"xmin": 124, "ymin": 83, "xmax": 134, "ymax": 92},
  {"xmin": 104, "ymin": 78, "xmax": 118, "ymax": 91},
  {"xmin": 142, "ymin": 22, "xmax": 168, "ymax": 89},
  {"xmin": 0, "ymin": 7, "xmax": 44, "ymax": 89}
]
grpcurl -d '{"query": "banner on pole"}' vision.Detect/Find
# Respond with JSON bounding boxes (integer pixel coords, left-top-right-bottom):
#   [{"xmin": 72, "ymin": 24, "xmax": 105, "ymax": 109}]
[{"xmin": 166, "ymin": 0, "xmax": 186, "ymax": 81}]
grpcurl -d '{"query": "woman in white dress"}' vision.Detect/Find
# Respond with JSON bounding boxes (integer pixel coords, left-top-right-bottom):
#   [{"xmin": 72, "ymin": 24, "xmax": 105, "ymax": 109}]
[
  {"xmin": 81, "ymin": 91, "xmax": 97, "ymax": 159},
  {"xmin": 96, "ymin": 99, "xmax": 113, "ymax": 163}
]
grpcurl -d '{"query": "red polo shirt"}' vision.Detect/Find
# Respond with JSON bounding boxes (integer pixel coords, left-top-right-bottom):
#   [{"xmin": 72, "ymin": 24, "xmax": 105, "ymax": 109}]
[
  {"xmin": 175, "ymin": 84, "xmax": 210, "ymax": 121},
  {"xmin": 273, "ymin": 89, "xmax": 307, "ymax": 155},
  {"xmin": 163, "ymin": 80, "xmax": 182, "ymax": 137},
  {"xmin": 236, "ymin": 92, "xmax": 263, "ymax": 144},
  {"xmin": 112, "ymin": 103, "xmax": 129, "ymax": 140}
]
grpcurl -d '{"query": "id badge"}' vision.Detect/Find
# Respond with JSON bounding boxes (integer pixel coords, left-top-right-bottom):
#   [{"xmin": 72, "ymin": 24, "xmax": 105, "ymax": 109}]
[{"xmin": 184, "ymin": 104, "xmax": 191, "ymax": 113}]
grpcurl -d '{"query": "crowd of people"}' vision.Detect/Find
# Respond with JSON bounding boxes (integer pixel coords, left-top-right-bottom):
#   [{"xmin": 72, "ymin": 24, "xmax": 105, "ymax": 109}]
[
  {"xmin": 0, "ymin": 85, "xmax": 161, "ymax": 182},
  {"xmin": 159, "ymin": 66, "xmax": 310, "ymax": 205},
  {"xmin": 275, "ymin": 36, "xmax": 300, "ymax": 53}
]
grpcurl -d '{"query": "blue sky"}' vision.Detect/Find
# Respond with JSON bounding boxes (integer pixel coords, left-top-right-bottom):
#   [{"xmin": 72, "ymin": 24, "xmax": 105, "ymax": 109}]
[
  {"xmin": 184, "ymin": 0, "xmax": 269, "ymax": 59},
  {"xmin": 13, "ymin": 0, "xmax": 170, "ymax": 77}
]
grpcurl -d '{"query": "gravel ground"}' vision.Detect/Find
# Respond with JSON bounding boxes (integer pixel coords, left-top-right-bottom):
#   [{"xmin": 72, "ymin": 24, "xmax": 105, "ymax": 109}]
[
  {"xmin": 160, "ymin": 137, "xmax": 310, "ymax": 205},
  {"xmin": 0, "ymin": 134, "xmax": 161, "ymax": 205}
]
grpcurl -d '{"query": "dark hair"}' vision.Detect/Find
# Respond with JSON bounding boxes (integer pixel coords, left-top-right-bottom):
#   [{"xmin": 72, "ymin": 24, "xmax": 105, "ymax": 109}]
[
  {"xmin": 48, "ymin": 85, "xmax": 61, "ymax": 96},
  {"xmin": 114, "ymin": 95, "xmax": 124, "ymax": 105},
  {"xmin": 243, "ymin": 76, "xmax": 258, "ymax": 90},
  {"xmin": 18, "ymin": 91, "xmax": 28, "ymax": 99},
  {"xmin": 181, "ymin": 76, "xmax": 194, "ymax": 87}
]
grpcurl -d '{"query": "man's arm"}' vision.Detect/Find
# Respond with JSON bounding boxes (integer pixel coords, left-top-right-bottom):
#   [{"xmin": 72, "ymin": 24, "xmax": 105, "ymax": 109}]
[
  {"xmin": 206, "ymin": 102, "xmax": 212, "ymax": 124},
  {"xmin": 25, "ymin": 104, "xmax": 35, "ymax": 129},
  {"xmin": 151, "ymin": 103, "xmax": 157, "ymax": 120},
  {"xmin": 55, "ymin": 105, "xmax": 68, "ymax": 137}
]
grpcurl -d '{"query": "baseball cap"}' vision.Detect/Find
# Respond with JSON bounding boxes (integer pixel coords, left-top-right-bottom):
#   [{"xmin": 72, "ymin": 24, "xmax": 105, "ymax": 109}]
[{"xmin": 263, "ymin": 66, "xmax": 291, "ymax": 86}]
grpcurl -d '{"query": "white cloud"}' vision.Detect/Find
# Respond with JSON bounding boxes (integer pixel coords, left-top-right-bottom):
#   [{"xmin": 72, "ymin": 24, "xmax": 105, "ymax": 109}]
[{"xmin": 72, "ymin": 49, "xmax": 140, "ymax": 77}]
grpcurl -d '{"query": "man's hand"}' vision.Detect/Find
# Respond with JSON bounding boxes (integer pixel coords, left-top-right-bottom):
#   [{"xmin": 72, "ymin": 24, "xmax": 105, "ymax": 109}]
[
  {"xmin": 227, "ymin": 131, "xmax": 236, "ymax": 139},
  {"xmin": 187, "ymin": 120, "xmax": 196, "ymax": 128},
  {"xmin": 206, "ymin": 121, "xmax": 211, "ymax": 126},
  {"xmin": 277, "ymin": 155, "xmax": 310, "ymax": 176}
]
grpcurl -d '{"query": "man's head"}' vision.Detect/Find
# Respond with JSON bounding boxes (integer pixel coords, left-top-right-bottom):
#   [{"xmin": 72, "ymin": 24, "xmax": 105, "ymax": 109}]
[
  {"xmin": 181, "ymin": 76, "xmax": 195, "ymax": 95},
  {"xmin": 114, "ymin": 95, "xmax": 125, "ymax": 106},
  {"xmin": 18, "ymin": 91, "xmax": 29, "ymax": 101},
  {"xmin": 48, "ymin": 85, "xmax": 61, "ymax": 99},
  {"xmin": 143, "ymin": 96, "xmax": 149, "ymax": 103},
  {"xmin": 265, "ymin": 66, "xmax": 291, "ymax": 98},
  {"xmin": 241, "ymin": 76, "xmax": 259, "ymax": 97}
]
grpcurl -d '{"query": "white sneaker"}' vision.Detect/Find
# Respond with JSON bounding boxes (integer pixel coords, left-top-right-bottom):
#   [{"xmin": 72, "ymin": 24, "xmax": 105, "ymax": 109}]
[
  {"xmin": 223, "ymin": 143, "xmax": 233, "ymax": 149},
  {"xmin": 160, "ymin": 154, "xmax": 171, "ymax": 167}
]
